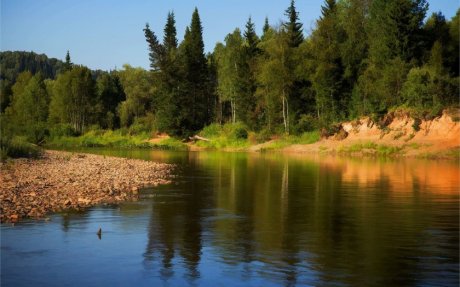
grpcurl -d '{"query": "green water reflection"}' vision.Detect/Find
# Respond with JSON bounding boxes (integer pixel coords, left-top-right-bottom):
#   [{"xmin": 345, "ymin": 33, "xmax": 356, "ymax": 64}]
[
  {"xmin": 108, "ymin": 150, "xmax": 459, "ymax": 286},
  {"xmin": 6, "ymin": 149, "xmax": 459, "ymax": 286}
]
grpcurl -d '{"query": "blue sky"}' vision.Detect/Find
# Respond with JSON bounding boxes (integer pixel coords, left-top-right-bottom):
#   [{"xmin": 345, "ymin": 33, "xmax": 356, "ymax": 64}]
[{"xmin": 1, "ymin": 0, "xmax": 458, "ymax": 71}]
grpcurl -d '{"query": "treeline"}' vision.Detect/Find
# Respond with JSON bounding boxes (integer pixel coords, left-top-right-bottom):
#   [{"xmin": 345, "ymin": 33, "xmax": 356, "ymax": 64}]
[
  {"xmin": 144, "ymin": 0, "xmax": 459, "ymax": 137},
  {"xmin": 1, "ymin": 0, "xmax": 459, "ymax": 147}
]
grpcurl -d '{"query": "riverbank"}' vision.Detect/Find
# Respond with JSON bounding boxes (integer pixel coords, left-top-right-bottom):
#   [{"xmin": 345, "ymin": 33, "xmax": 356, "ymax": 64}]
[
  {"xmin": 279, "ymin": 110, "xmax": 460, "ymax": 158},
  {"xmin": 43, "ymin": 110, "xmax": 460, "ymax": 159},
  {"xmin": 0, "ymin": 150, "xmax": 174, "ymax": 223}
]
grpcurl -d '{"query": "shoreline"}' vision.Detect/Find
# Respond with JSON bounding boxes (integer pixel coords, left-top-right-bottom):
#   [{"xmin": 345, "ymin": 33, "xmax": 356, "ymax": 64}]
[{"xmin": 0, "ymin": 150, "xmax": 174, "ymax": 223}]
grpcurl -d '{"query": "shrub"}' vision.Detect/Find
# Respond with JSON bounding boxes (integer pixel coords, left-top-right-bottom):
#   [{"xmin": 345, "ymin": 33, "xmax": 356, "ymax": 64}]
[
  {"xmin": 293, "ymin": 114, "xmax": 318, "ymax": 134},
  {"xmin": 49, "ymin": 123, "xmax": 78, "ymax": 138},
  {"xmin": 412, "ymin": 118, "xmax": 422, "ymax": 131},
  {"xmin": 0, "ymin": 136, "xmax": 42, "ymax": 160},
  {"xmin": 200, "ymin": 123, "xmax": 222, "ymax": 138}
]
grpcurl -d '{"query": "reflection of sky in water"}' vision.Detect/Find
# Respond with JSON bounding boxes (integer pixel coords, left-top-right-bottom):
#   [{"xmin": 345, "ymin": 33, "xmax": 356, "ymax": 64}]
[{"xmin": 2, "ymin": 150, "xmax": 459, "ymax": 286}]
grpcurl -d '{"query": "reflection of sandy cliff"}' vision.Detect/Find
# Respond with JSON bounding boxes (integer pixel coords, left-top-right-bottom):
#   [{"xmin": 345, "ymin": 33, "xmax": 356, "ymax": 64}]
[
  {"xmin": 277, "ymin": 153, "xmax": 459, "ymax": 194},
  {"xmin": 317, "ymin": 157, "xmax": 459, "ymax": 194}
]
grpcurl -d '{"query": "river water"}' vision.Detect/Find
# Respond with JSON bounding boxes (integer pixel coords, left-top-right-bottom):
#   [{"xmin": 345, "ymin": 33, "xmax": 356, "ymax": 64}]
[{"xmin": 1, "ymin": 150, "xmax": 459, "ymax": 286}]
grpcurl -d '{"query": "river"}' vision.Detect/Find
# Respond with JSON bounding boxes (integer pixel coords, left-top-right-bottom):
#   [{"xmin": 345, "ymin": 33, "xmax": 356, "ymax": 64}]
[{"xmin": 1, "ymin": 150, "xmax": 459, "ymax": 286}]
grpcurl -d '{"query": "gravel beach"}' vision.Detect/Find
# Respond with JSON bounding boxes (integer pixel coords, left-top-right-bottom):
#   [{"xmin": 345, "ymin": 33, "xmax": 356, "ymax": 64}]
[{"xmin": 0, "ymin": 150, "xmax": 174, "ymax": 223}]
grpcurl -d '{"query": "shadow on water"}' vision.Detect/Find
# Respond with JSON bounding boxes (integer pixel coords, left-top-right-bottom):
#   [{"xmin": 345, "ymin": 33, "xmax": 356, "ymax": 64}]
[{"xmin": 2, "ymin": 149, "xmax": 459, "ymax": 286}]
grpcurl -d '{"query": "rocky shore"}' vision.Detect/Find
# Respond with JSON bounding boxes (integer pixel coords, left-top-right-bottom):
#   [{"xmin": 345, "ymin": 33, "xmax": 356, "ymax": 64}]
[{"xmin": 0, "ymin": 150, "xmax": 174, "ymax": 223}]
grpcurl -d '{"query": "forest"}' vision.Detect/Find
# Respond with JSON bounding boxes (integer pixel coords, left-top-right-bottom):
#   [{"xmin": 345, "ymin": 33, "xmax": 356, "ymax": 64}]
[{"xmin": 1, "ymin": 0, "xmax": 459, "ymax": 157}]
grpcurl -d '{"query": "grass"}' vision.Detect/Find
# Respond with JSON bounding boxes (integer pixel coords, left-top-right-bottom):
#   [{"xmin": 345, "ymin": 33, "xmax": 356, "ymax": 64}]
[
  {"xmin": 417, "ymin": 147, "xmax": 460, "ymax": 160},
  {"xmin": 0, "ymin": 136, "xmax": 42, "ymax": 160},
  {"xmin": 195, "ymin": 123, "xmax": 320, "ymax": 151},
  {"xmin": 196, "ymin": 123, "xmax": 251, "ymax": 150},
  {"xmin": 337, "ymin": 141, "xmax": 404, "ymax": 156},
  {"xmin": 259, "ymin": 131, "xmax": 320, "ymax": 151},
  {"xmin": 46, "ymin": 129, "xmax": 188, "ymax": 150}
]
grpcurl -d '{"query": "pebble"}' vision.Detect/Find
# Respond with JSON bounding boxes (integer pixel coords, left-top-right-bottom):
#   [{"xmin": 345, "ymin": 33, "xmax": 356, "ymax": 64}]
[{"xmin": 0, "ymin": 150, "xmax": 174, "ymax": 223}]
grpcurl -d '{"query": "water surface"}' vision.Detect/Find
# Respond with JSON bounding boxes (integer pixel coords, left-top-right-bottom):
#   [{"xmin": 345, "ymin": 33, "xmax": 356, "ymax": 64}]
[{"xmin": 2, "ymin": 150, "xmax": 459, "ymax": 286}]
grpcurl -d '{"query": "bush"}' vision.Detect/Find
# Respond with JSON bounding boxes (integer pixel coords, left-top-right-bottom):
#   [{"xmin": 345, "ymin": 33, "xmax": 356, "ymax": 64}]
[
  {"xmin": 293, "ymin": 114, "xmax": 319, "ymax": 134},
  {"xmin": 49, "ymin": 123, "xmax": 78, "ymax": 138},
  {"xmin": 0, "ymin": 136, "xmax": 42, "ymax": 160},
  {"xmin": 412, "ymin": 118, "xmax": 422, "ymax": 131},
  {"xmin": 200, "ymin": 123, "xmax": 222, "ymax": 138},
  {"xmin": 233, "ymin": 126, "xmax": 248, "ymax": 139},
  {"xmin": 255, "ymin": 128, "xmax": 272, "ymax": 143}
]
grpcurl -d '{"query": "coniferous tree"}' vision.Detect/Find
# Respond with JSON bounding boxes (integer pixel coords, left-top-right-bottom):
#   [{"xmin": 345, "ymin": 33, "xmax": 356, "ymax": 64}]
[
  {"xmin": 156, "ymin": 11, "xmax": 184, "ymax": 135},
  {"xmin": 164, "ymin": 11, "xmax": 178, "ymax": 52},
  {"xmin": 310, "ymin": 0, "xmax": 346, "ymax": 125},
  {"xmin": 262, "ymin": 17, "xmax": 270, "ymax": 37},
  {"xmin": 143, "ymin": 23, "xmax": 165, "ymax": 71},
  {"xmin": 283, "ymin": 0, "xmax": 304, "ymax": 48},
  {"xmin": 244, "ymin": 16, "xmax": 259, "ymax": 56},
  {"xmin": 179, "ymin": 8, "xmax": 210, "ymax": 135},
  {"xmin": 63, "ymin": 50, "xmax": 73, "ymax": 72},
  {"xmin": 367, "ymin": 0, "xmax": 428, "ymax": 65}
]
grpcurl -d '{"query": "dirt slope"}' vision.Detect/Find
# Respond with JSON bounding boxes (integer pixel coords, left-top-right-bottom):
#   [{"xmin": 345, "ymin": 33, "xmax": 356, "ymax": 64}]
[{"xmin": 284, "ymin": 110, "xmax": 460, "ymax": 157}]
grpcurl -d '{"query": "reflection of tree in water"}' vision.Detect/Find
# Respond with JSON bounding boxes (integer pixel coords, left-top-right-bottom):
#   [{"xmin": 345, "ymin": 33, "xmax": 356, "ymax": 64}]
[
  {"xmin": 140, "ymin": 151, "xmax": 458, "ymax": 286},
  {"xmin": 143, "ymin": 153, "xmax": 207, "ymax": 282},
  {"xmin": 60, "ymin": 210, "xmax": 90, "ymax": 232}
]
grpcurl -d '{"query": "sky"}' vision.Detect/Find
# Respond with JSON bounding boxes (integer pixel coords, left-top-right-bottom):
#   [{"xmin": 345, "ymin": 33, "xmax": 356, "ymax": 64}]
[{"xmin": 1, "ymin": 0, "xmax": 458, "ymax": 71}]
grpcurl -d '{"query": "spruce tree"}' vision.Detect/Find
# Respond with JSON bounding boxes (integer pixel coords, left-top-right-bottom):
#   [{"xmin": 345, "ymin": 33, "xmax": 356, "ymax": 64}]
[
  {"xmin": 368, "ymin": 0, "xmax": 428, "ymax": 65},
  {"xmin": 143, "ymin": 23, "xmax": 164, "ymax": 71},
  {"xmin": 283, "ymin": 0, "xmax": 304, "ymax": 48},
  {"xmin": 244, "ymin": 16, "xmax": 259, "ymax": 56},
  {"xmin": 263, "ymin": 17, "xmax": 270, "ymax": 34},
  {"xmin": 163, "ymin": 11, "xmax": 178, "ymax": 52},
  {"xmin": 310, "ymin": 0, "xmax": 346, "ymax": 124},
  {"xmin": 63, "ymin": 50, "xmax": 72, "ymax": 72},
  {"xmin": 180, "ymin": 8, "xmax": 210, "ymax": 135}
]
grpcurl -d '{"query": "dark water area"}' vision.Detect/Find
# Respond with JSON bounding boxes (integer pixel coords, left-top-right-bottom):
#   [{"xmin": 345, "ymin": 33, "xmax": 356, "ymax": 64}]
[{"xmin": 2, "ymin": 150, "xmax": 459, "ymax": 286}]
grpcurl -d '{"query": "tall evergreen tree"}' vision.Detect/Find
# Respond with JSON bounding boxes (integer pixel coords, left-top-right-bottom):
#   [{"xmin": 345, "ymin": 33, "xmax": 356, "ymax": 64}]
[
  {"xmin": 309, "ymin": 0, "xmax": 346, "ymax": 124},
  {"xmin": 63, "ymin": 50, "xmax": 73, "ymax": 72},
  {"xmin": 179, "ymin": 8, "xmax": 210, "ymax": 135},
  {"xmin": 263, "ymin": 17, "xmax": 270, "ymax": 34},
  {"xmin": 244, "ymin": 16, "xmax": 259, "ymax": 56},
  {"xmin": 143, "ymin": 23, "xmax": 165, "ymax": 71},
  {"xmin": 163, "ymin": 11, "xmax": 178, "ymax": 52},
  {"xmin": 283, "ymin": 0, "xmax": 304, "ymax": 47},
  {"xmin": 367, "ymin": 0, "xmax": 428, "ymax": 65}
]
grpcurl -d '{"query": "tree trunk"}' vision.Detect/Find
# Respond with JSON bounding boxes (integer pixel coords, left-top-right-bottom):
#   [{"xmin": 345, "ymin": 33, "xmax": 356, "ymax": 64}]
[{"xmin": 282, "ymin": 89, "xmax": 287, "ymax": 134}]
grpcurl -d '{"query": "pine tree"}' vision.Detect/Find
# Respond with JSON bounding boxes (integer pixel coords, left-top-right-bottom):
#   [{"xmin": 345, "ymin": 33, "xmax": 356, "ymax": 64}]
[
  {"xmin": 309, "ymin": 0, "xmax": 347, "ymax": 124},
  {"xmin": 368, "ymin": 0, "xmax": 428, "ymax": 65},
  {"xmin": 244, "ymin": 16, "xmax": 259, "ymax": 56},
  {"xmin": 143, "ymin": 23, "xmax": 165, "ymax": 71},
  {"xmin": 163, "ymin": 11, "xmax": 178, "ymax": 52},
  {"xmin": 63, "ymin": 50, "xmax": 73, "ymax": 72},
  {"xmin": 179, "ymin": 8, "xmax": 210, "ymax": 135},
  {"xmin": 263, "ymin": 17, "xmax": 270, "ymax": 35},
  {"xmin": 283, "ymin": 0, "xmax": 304, "ymax": 47}
]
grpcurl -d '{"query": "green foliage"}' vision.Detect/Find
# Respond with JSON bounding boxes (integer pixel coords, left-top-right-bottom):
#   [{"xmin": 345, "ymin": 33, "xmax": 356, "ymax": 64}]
[
  {"xmin": 116, "ymin": 64, "xmax": 153, "ymax": 127},
  {"xmin": 0, "ymin": 51, "xmax": 65, "ymax": 84},
  {"xmin": 367, "ymin": 0, "xmax": 428, "ymax": 64},
  {"xmin": 0, "ymin": 136, "xmax": 42, "ymax": 160},
  {"xmin": 1, "ymin": 3, "xmax": 459, "ymax": 154},
  {"xmin": 48, "ymin": 66, "xmax": 96, "ymax": 134},
  {"xmin": 47, "ymin": 129, "xmax": 187, "ymax": 150},
  {"xmin": 197, "ymin": 122, "xmax": 250, "ymax": 149},
  {"xmin": 283, "ymin": 0, "xmax": 304, "ymax": 47},
  {"xmin": 337, "ymin": 142, "xmax": 404, "ymax": 156},
  {"xmin": 259, "ymin": 131, "xmax": 320, "ymax": 151},
  {"xmin": 4, "ymin": 72, "xmax": 49, "ymax": 143}
]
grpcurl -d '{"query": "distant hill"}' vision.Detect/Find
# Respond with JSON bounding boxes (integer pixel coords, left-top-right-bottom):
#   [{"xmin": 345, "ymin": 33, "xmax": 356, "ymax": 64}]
[{"xmin": 0, "ymin": 51, "xmax": 65, "ymax": 83}]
